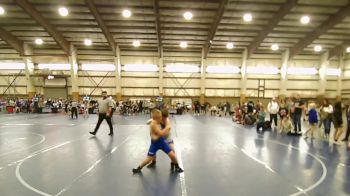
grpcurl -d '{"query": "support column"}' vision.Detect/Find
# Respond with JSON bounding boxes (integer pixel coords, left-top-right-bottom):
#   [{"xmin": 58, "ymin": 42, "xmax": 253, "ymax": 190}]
[
  {"xmin": 114, "ymin": 45, "xmax": 122, "ymax": 101},
  {"xmin": 336, "ymin": 53, "xmax": 344, "ymax": 101},
  {"xmin": 23, "ymin": 44, "xmax": 35, "ymax": 99},
  {"xmin": 240, "ymin": 48, "xmax": 248, "ymax": 104},
  {"xmin": 279, "ymin": 49, "xmax": 289, "ymax": 101},
  {"xmin": 318, "ymin": 51, "xmax": 329, "ymax": 101},
  {"xmin": 69, "ymin": 44, "xmax": 79, "ymax": 101},
  {"xmin": 200, "ymin": 48, "xmax": 206, "ymax": 104},
  {"xmin": 159, "ymin": 47, "xmax": 164, "ymax": 96}
]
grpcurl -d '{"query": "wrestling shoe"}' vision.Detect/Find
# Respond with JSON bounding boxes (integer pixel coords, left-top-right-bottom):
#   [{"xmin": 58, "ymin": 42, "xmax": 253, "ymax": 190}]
[
  {"xmin": 132, "ymin": 166, "xmax": 142, "ymax": 174},
  {"xmin": 174, "ymin": 163, "xmax": 184, "ymax": 173}
]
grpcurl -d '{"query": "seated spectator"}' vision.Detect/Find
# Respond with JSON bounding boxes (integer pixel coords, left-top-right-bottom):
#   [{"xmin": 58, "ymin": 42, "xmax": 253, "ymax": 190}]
[
  {"xmin": 256, "ymin": 106, "xmax": 266, "ymax": 133},
  {"xmin": 282, "ymin": 116, "xmax": 293, "ymax": 134}
]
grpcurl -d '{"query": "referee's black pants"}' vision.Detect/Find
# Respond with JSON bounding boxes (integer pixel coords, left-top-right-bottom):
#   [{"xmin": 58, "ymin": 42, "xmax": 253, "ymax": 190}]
[{"xmin": 94, "ymin": 113, "xmax": 113, "ymax": 134}]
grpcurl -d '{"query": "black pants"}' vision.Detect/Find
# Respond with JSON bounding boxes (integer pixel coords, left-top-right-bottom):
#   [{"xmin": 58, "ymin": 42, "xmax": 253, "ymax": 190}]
[
  {"xmin": 94, "ymin": 113, "xmax": 113, "ymax": 134},
  {"xmin": 71, "ymin": 107, "xmax": 78, "ymax": 119},
  {"xmin": 293, "ymin": 113, "xmax": 302, "ymax": 132},
  {"xmin": 195, "ymin": 108, "xmax": 200, "ymax": 114},
  {"xmin": 344, "ymin": 121, "xmax": 350, "ymax": 140},
  {"xmin": 270, "ymin": 114, "xmax": 278, "ymax": 126}
]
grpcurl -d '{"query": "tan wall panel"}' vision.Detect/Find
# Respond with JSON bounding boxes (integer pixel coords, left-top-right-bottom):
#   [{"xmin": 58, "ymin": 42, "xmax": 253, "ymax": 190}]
[
  {"xmin": 164, "ymin": 88, "xmax": 200, "ymax": 96},
  {"xmin": 205, "ymin": 79, "xmax": 241, "ymax": 89},
  {"xmin": 287, "ymin": 80, "xmax": 319, "ymax": 90},
  {"xmin": 163, "ymin": 78, "xmax": 200, "ymax": 88},
  {"xmin": 121, "ymin": 56, "xmax": 159, "ymax": 65},
  {"xmin": 205, "ymin": 58, "xmax": 241, "ymax": 66},
  {"xmin": 121, "ymin": 78, "xmax": 158, "ymax": 88}
]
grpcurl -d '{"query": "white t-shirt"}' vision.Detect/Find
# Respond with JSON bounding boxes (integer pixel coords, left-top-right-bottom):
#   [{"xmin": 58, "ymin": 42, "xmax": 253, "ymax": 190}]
[{"xmin": 268, "ymin": 101, "xmax": 279, "ymax": 114}]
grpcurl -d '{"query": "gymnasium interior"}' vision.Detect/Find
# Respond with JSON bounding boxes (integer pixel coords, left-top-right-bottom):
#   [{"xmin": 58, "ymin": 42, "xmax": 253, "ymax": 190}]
[{"xmin": 0, "ymin": 0, "xmax": 350, "ymax": 195}]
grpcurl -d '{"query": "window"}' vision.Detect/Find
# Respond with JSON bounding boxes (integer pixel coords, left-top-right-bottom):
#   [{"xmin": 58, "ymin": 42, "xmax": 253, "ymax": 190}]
[
  {"xmin": 0, "ymin": 63, "xmax": 25, "ymax": 70},
  {"xmin": 38, "ymin": 63, "xmax": 70, "ymax": 70},
  {"xmin": 287, "ymin": 67, "xmax": 318, "ymax": 75},
  {"xmin": 326, "ymin": 68, "xmax": 341, "ymax": 76},
  {"xmin": 206, "ymin": 66, "xmax": 240, "ymax": 74},
  {"xmin": 246, "ymin": 67, "xmax": 279, "ymax": 75},
  {"xmin": 165, "ymin": 63, "xmax": 200, "ymax": 73},
  {"xmin": 123, "ymin": 64, "xmax": 158, "ymax": 72},
  {"xmin": 81, "ymin": 64, "xmax": 115, "ymax": 71}
]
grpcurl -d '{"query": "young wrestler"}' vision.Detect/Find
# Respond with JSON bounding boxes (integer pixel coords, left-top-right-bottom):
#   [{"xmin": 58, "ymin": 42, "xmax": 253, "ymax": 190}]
[
  {"xmin": 147, "ymin": 109, "xmax": 176, "ymax": 169},
  {"xmin": 132, "ymin": 109, "xmax": 183, "ymax": 173}
]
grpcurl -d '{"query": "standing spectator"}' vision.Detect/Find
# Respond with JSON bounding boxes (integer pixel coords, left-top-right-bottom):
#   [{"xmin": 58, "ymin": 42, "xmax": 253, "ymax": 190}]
[
  {"xmin": 291, "ymin": 95, "xmax": 305, "ymax": 135},
  {"xmin": 320, "ymin": 99, "xmax": 333, "ymax": 139},
  {"xmin": 71, "ymin": 100, "xmax": 78, "ymax": 119},
  {"xmin": 304, "ymin": 102, "xmax": 318, "ymax": 139},
  {"xmin": 194, "ymin": 101, "xmax": 200, "ymax": 116},
  {"xmin": 225, "ymin": 102, "xmax": 231, "ymax": 116},
  {"xmin": 333, "ymin": 101, "xmax": 343, "ymax": 142},
  {"xmin": 267, "ymin": 97, "xmax": 279, "ymax": 128},
  {"xmin": 229, "ymin": 103, "xmax": 235, "ymax": 116},
  {"xmin": 341, "ymin": 101, "xmax": 350, "ymax": 142}
]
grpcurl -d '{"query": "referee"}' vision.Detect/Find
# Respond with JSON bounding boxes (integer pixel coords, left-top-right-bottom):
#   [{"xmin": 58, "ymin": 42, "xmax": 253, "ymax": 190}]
[{"xmin": 90, "ymin": 91, "xmax": 114, "ymax": 136}]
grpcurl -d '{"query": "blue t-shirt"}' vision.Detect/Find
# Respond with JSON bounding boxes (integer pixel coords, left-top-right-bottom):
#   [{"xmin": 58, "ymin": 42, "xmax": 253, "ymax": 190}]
[{"xmin": 308, "ymin": 109, "xmax": 318, "ymax": 124}]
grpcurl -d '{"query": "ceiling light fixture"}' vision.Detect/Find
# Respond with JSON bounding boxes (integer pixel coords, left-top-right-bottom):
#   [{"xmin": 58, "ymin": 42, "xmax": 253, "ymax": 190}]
[
  {"xmin": 226, "ymin": 42, "xmax": 234, "ymax": 49},
  {"xmin": 122, "ymin": 9, "xmax": 132, "ymax": 18},
  {"xmin": 300, "ymin": 15, "xmax": 310, "ymax": 24},
  {"xmin": 271, "ymin": 44, "xmax": 279, "ymax": 51},
  {"xmin": 243, "ymin": 13, "xmax": 253, "ymax": 22},
  {"xmin": 180, "ymin": 41, "xmax": 188, "ymax": 48},
  {"xmin": 84, "ymin": 39, "xmax": 92, "ymax": 46},
  {"xmin": 346, "ymin": 47, "xmax": 350, "ymax": 53},
  {"xmin": 314, "ymin": 45, "xmax": 322, "ymax": 52},
  {"xmin": 133, "ymin": 40, "xmax": 140, "ymax": 47},
  {"xmin": 0, "ymin": 6, "xmax": 5, "ymax": 15},
  {"xmin": 58, "ymin": 7, "xmax": 69, "ymax": 16},
  {"xmin": 35, "ymin": 38, "xmax": 43, "ymax": 45},
  {"xmin": 183, "ymin": 11, "xmax": 193, "ymax": 20}
]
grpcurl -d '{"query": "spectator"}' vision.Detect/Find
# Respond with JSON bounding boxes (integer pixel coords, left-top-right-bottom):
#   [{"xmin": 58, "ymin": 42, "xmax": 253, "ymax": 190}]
[
  {"xmin": 304, "ymin": 102, "xmax": 318, "ymax": 139},
  {"xmin": 333, "ymin": 101, "xmax": 343, "ymax": 142},
  {"xmin": 267, "ymin": 97, "xmax": 279, "ymax": 128},
  {"xmin": 342, "ymin": 101, "xmax": 350, "ymax": 142},
  {"xmin": 291, "ymin": 95, "xmax": 305, "ymax": 135},
  {"xmin": 256, "ymin": 105, "xmax": 266, "ymax": 133},
  {"xmin": 320, "ymin": 99, "xmax": 333, "ymax": 139}
]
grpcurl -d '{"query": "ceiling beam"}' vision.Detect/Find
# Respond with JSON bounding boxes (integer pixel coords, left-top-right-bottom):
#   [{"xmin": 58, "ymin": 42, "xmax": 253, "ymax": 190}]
[
  {"xmin": 328, "ymin": 42, "xmax": 350, "ymax": 60},
  {"xmin": 203, "ymin": 0, "xmax": 228, "ymax": 59},
  {"xmin": 247, "ymin": 0, "xmax": 297, "ymax": 58},
  {"xmin": 0, "ymin": 27, "xmax": 24, "ymax": 55},
  {"xmin": 289, "ymin": 2, "xmax": 350, "ymax": 59},
  {"xmin": 154, "ymin": 0, "xmax": 162, "ymax": 57},
  {"xmin": 86, "ymin": 0, "xmax": 116, "ymax": 54},
  {"xmin": 14, "ymin": 0, "xmax": 71, "ymax": 54}
]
